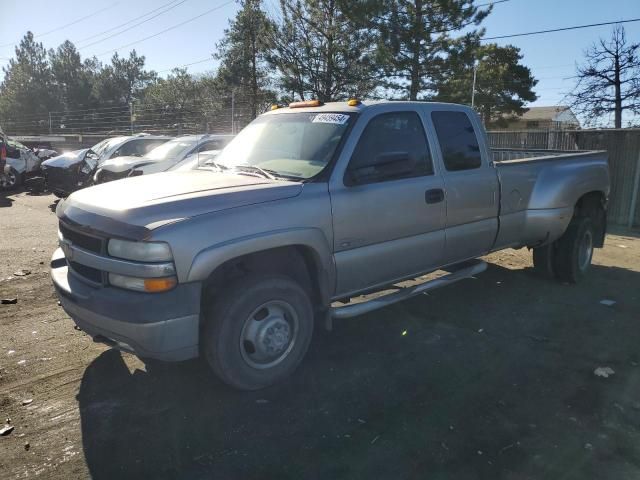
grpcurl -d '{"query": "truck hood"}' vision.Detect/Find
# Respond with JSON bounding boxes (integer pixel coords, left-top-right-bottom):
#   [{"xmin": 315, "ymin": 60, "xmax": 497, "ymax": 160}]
[
  {"xmin": 42, "ymin": 149, "xmax": 89, "ymax": 169},
  {"xmin": 56, "ymin": 170, "xmax": 303, "ymax": 236},
  {"xmin": 100, "ymin": 155, "xmax": 171, "ymax": 173}
]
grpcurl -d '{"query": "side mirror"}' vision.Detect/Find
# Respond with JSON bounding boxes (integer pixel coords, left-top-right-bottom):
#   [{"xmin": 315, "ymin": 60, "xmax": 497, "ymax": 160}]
[{"xmin": 347, "ymin": 151, "xmax": 413, "ymax": 185}]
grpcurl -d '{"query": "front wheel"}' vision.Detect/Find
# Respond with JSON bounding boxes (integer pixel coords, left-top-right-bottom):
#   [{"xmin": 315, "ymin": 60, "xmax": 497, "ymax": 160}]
[
  {"xmin": 1, "ymin": 168, "xmax": 21, "ymax": 190},
  {"xmin": 202, "ymin": 274, "xmax": 314, "ymax": 390},
  {"xmin": 553, "ymin": 217, "xmax": 595, "ymax": 283}
]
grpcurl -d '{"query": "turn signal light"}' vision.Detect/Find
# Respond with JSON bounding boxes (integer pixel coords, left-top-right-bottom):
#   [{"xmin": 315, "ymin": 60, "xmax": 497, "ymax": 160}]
[
  {"xmin": 289, "ymin": 100, "xmax": 323, "ymax": 108},
  {"xmin": 144, "ymin": 277, "xmax": 177, "ymax": 293}
]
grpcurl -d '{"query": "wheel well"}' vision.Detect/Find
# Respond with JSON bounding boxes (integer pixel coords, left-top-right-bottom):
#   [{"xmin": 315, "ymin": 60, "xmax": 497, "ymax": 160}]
[
  {"xmin": 574, "ymin": 191, "xmax": 607, "ymax": 247},
  {"xmin": 201, "ymin": 245, "xmax": 326, "ymax": 316}
]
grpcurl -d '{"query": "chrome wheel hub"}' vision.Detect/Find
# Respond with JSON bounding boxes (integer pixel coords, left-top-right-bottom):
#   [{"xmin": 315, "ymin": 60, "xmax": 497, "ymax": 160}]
[{"xmin": 240, "ymin": 300, "xmax": 298, "ymax": 369}]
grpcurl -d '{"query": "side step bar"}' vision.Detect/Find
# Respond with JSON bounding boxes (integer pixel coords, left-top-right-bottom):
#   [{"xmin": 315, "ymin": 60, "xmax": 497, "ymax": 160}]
[{"xmin": 330, "ymin": 260, "xmax": 487, "ymax": 320}]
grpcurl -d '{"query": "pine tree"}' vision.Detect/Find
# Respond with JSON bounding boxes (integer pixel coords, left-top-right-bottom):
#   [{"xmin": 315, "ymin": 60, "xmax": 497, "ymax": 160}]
[
  {"xmin": 436, "ymin": 43, "xmax": 538, "ymax": 126},
  {"xmin": 214, "ymin": 0, "xmax": 276, "ymax": 118},
  {"xmin": 375, "ymin": 0, "xmax": 490, "ymax": 100},
  {"xmin": 268, "ymin": 0, "xmax": 378, "ymax": 102},
  {"xmin": 0, "ymin": 32, "xmax": 60, "ymax": 123}
]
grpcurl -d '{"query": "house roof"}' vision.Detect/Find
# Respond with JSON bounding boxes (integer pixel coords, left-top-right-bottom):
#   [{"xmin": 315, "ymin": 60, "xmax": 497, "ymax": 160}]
[{"xmin": 520, "ymin": 106, "xmax": 571, "ymax": 121}]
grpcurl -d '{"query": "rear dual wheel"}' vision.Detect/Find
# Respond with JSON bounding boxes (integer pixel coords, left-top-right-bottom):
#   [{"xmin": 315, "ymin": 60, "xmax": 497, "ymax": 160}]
[{"xmin": 533, "ymin": 216, "xmax": 595, "ymax": 284}]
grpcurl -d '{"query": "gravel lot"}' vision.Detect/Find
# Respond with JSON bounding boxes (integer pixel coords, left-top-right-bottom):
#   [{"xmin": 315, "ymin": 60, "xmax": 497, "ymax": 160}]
[{"xmin": 1, "ymin": 188, "xmax": 640, "ymax": 479}]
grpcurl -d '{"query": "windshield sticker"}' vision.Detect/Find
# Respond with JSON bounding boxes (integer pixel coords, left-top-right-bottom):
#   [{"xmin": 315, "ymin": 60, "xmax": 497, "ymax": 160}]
[{"xmin": 312, "ymin": 113, "xmax": 349, "ymax": 125}]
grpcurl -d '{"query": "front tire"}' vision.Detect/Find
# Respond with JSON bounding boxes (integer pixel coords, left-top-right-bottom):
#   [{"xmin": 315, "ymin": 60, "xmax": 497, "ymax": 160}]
[
  {"xmin": 1, "ymin": 168, "xmax": 21, "ymax": 190},
  {"xmin": 553, "ymin": 217, "xmax": 595, "ymax": 284},
  {"xmin": 202, "ymin": 274, "xmax": 314, "ymax": 390}
]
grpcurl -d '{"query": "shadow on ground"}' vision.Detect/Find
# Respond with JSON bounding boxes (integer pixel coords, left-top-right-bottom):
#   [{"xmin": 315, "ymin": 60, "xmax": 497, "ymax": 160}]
[{"xmin": 77, "ymin": 263, "xmax": 640, "ymax": 480}]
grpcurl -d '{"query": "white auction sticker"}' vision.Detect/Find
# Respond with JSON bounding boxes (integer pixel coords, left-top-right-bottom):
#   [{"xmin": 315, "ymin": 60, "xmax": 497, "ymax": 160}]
[{"xmin": 312, "ymin": 113, "xmax": 349, "ymax": 125}]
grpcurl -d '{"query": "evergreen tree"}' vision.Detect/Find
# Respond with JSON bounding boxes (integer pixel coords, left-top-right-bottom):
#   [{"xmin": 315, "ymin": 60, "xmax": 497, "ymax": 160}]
[
  {"xmin": 268, "ymin": 0, "xmax": 378, "ymax": 102},
  {"xmin": 49, "ymin": 40, "xmax": 98, "ymax": 111},
  {"xmin": 214, "ymin": 0, "xmax": 276, "ymax": 118},
  {"xmin": 375, "ymin": 0, "xmax": 490, "ymax": 100},
  {"xmin": 436, "ymin": 43, "xmax": 538, "ymax": 126},
  {"xmin": 0, "ymin": 32, "xmax": 60, "ymax": 122}
]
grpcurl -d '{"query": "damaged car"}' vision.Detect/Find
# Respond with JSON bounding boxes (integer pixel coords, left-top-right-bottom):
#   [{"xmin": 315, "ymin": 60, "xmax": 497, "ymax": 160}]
[
  {"xmin": 94, "ymin": 134, "xmax": 233, "ymax": 184},
  {"xmin": 41, "ymin": 134, "xmax": 171, "ymax": 197}
]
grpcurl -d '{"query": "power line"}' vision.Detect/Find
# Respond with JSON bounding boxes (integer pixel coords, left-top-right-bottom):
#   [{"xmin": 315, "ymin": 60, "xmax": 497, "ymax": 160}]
[
  {"xmin": 483, "ymin": 17, "xmax": 640, "ymax": 41},
  {"xmin": 476, "ymin": 0, "xmax": 511, "ymax": 7},
  {"xmin": 157, "ymin": 57, "xmax": 217, "ymax": 73},
  {"xmin": 78, "ymin": 0, "xmax": 189, "ymax": 50},
  {"xmin": 94, "ymin": 0, "xmax": 236, "ymax": 57},
  {"xmin": 0, "ymin": 3, "xmax": 119, "ymax": 49},
  {"xmin": 76, "ymin": 0, "xmax": 180, "ymax": 43}
]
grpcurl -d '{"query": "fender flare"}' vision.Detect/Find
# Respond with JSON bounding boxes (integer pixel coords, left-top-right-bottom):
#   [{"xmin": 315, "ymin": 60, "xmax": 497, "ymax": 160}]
[{"xmin": 187, "ymin": 227, "xmax": 335, "ymax": 304}]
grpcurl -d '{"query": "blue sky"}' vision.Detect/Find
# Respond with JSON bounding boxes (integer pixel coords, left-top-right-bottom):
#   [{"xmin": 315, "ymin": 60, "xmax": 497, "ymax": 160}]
[{"xmin": 0, "ymin": 0, "xmax": 639, "ymax": 115}]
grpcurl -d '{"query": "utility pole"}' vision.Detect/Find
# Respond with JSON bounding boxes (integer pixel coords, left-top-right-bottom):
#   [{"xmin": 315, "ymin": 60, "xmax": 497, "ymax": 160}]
[
  {"xmin": 129, "ymin": 101, "xmax": 134, "ymax": 135},
  {"xmin": 471, "ymin": 60, "xmax": 479, "ymax": 108},
  {"xmin": 48, "ymin": 112, "xmax": 52, "ymax": 134},
  {"xmin": 231, "ymin": 90, "xmax": 235, "ymax": 135}
]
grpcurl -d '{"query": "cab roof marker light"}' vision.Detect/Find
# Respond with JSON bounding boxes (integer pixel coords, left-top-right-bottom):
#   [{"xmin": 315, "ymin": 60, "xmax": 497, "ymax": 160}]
[
  {"xmin": 270, "ymin": 104, "xmax": 281, "ymax": 110},
  {"xmin": 289, "ymin": 100, "xmax": 323, "ymax": 108},
  {"xmin": 347, "ymin": 99, "xmax": 361, "ymax": 106}
]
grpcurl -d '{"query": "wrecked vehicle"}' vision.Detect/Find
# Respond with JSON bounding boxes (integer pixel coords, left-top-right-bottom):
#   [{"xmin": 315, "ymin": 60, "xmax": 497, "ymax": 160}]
[
  {"xmin": 52, "ymin": 100, "xmax": 610, "ymax": 390},
  {"xmin": 1, "ymin": 140, "xmax": 43, "ymax": 190},
  {"xmin": 41, "ymin": 134, "xmax": 171, "ymax": 197},
  {"xmin": 94, "ymin": 134, "xmax": 234, "ymax": 183}
]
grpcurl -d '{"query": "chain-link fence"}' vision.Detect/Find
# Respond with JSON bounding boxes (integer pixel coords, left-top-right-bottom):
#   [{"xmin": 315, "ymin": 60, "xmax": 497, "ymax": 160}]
[{"xmin": 0, "ymin": 94, "xmax": 274, "ymax": 137}]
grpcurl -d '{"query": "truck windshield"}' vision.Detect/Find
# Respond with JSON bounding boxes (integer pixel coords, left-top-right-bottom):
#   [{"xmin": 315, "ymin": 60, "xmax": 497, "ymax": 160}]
[{"xmin": 215, "ymin": 112, "xmax": 353, "ymax": 179}]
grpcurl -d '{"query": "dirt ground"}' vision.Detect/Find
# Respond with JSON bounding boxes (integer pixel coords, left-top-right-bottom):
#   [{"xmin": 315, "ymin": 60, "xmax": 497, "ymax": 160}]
[{"xmin": 1, "ymin": 188, "xmax": 640, "ymax": 480}]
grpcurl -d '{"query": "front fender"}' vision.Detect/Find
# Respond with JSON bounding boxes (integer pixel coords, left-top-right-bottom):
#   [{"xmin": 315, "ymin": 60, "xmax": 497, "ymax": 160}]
[{"xmin": 187, "ymin": 227, "xmax": 335, "ymax": 302}]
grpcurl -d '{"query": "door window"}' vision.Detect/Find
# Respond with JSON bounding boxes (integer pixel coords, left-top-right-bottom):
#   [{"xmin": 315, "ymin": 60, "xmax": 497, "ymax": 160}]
[
  {"xmin": 431, "ymin": 111, "xmax": 482, "ymax": 171},
  {"xmin": 346, "ymin": 111, "xmax": 433, "ymax": 185}
]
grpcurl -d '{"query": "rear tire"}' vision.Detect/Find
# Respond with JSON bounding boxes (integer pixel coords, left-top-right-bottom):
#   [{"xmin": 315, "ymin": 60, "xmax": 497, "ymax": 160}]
[
  {"xmin": 553, "ymin": 217, "xmax": 595, "ymax": 284},
  {"xmin": 202, "ymin": 274, "xmax": 314, "ymax": 390}
]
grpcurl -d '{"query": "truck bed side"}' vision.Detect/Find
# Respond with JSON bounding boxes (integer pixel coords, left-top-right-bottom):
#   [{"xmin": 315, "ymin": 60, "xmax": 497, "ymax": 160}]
[{"xmin": 493, "ymin": 151, "xmax": 609, "ymax": 250}]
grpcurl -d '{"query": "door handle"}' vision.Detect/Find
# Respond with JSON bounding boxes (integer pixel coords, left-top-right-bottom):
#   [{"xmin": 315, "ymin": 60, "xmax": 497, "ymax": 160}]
[{"xmin": 425, "ymin": 188, "xmax": 445, "ymax": 204}]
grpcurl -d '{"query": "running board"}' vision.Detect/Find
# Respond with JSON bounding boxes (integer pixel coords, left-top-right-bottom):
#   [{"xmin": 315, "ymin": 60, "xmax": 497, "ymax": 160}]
[{"xmin": 330, "ymin": 260, "xmax": 487, "ymax": 320}]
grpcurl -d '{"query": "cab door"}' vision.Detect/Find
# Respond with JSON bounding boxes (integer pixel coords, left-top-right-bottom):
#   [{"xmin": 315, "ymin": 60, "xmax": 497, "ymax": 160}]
[
  {"xmin": 428, "ymin": 109, "xmax": 499, "ymax": 263},
  {"xmin": 329, "ymin": 106, "xmax": 446, "ymax": 297}
]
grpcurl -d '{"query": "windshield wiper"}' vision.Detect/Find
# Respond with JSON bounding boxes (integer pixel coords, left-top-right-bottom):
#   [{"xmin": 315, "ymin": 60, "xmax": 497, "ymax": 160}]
[
  {"xmin": 232, "ymin": 164, "xmax": 276, "ymax": 180},
  {"xmin": 199, "ymin": 160, "xmax": 228, "ymax": 172}
]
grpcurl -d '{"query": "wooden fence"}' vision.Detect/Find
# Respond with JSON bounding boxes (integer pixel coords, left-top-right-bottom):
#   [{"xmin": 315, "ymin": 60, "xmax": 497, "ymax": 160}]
[{"xmin": 487, "ymin": 129, "xmax": 640, "ymax": 228}]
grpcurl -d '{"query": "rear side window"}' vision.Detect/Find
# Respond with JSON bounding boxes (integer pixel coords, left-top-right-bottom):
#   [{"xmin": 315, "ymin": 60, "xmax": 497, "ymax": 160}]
[
  {"xmin": 347, "ymin": 111, "xmax": 433, "ymax": 185},
  {"xmin": 431, "ymin": 111, "xmax": 482, "ymax": 171}
]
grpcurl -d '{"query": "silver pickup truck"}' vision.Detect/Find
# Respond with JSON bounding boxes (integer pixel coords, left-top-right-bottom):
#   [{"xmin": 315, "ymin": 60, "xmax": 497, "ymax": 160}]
[{"xmin": 51, "ymin": 101, "xmax": 609, "ymax": 390}]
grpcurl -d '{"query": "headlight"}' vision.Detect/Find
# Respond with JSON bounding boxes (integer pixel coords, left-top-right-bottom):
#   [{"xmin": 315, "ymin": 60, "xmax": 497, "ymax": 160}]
[
  {"xmin": 108, "ymin": 239, "xmax": 173, "ymax": 262},
  {"xmin": 109, "ymin": 273, "xmax": 177, "ymax": 293}
]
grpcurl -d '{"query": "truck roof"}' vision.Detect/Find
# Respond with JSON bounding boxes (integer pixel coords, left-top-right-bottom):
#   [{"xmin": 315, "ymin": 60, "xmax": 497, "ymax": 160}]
[{"xmin": 265, "ymin": 100, "xmax": 471, "ymax": 115}]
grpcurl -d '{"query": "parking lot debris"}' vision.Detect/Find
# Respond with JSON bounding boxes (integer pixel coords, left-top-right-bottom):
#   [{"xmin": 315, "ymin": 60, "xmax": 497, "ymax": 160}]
[
  {"xmin": 1, "ymin": 298, "xmax": 17, "ymax": 304},
  {"xmin": 13, "ymin": 269, "xmax": 31, "ymax": 276},
  {"xmin": 17, "ymin": 360, "xmax": 26, "ymax": 366},
  {"xmin": 21, "ymin": 399, "xmax": 33, "ymax": 406},
  {"xmin": 57, "ymin": 300, "xmax": 61, "ymax": 306},
  {"xmin": 24, "ymin": 441, "xmax": 30, "ymax": 451},
  {"xmin": 617, "ymin": 245, "xmax": 628, "ymax": 249},
  {"xmin": 370, "ymin": 435, "xmax": 380, "ymax": 445},
  {"xmin": 584, "ymin": 443, "xmax": 593, "ymax": 450},
  {"xmin": 0, "ymin": 424, "xmax": 14, "ymax": 436},
  {"xmin": 594, "ymin": 367, "xmax": 615, "ymax": 378},
  {"xmin": 357, "ymin": 419, "xmax": 366, "ymax": 424},
  {"xmin": 7, "ymin": 350, "xmax": 15, "ymax": 355},
  {"xmin": 600, "ymin": 299, "xmax": 616, "ymax": 306}
]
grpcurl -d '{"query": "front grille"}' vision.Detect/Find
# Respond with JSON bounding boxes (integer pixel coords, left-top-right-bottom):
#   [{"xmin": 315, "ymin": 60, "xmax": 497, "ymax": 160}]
[
  {"xmin": 69, "ymin": 261, "xmax": 103, "ymax": 284},
  {"xmin": 59, "ymin": 222, "xmax": 103, "ymax": 254},
  {"xmin": 59, "ymin": 221, "xmax": 106, "ymax": 285}
]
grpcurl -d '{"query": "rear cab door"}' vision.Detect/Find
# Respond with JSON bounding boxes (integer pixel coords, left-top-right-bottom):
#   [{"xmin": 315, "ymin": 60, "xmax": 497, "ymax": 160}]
[{"xmin": 425, "ymin": 105, "xmax": 499, "ymax": 263}]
